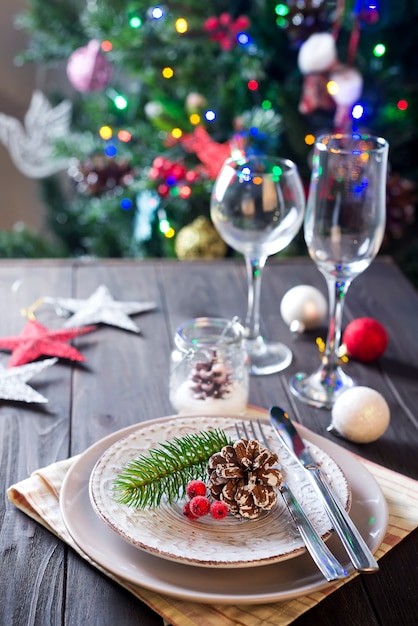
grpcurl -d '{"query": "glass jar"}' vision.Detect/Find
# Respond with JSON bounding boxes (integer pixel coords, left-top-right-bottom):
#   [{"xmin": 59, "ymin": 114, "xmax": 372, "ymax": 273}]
[{"xmin": 170, "ymin": 317, "xmax": 249, "ymax": 416}]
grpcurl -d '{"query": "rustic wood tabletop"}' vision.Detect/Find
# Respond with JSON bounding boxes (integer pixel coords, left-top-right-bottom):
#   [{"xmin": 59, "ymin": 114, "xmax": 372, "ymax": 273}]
[{"xmin": 0, "ymin": 256, "xmax": 417, "ymax": 625}]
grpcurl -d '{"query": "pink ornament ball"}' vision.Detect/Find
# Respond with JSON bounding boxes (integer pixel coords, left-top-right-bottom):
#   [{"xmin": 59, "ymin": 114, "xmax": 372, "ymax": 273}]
[{"xmin": 66, "ymin": 40, "xmax": 112, "ymax": 93}]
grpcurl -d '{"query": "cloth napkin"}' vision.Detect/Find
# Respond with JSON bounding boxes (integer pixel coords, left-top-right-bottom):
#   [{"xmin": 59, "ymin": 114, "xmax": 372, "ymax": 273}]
[{"xmin": 7, "ymin": 446, "xmax": 418, "ymax": 626}]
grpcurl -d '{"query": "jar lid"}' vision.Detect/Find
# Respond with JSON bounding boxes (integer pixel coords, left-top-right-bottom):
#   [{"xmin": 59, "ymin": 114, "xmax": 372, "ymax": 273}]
[{"xmin": 174, "ymin": 317, "xmax": 244, "ymax": 352}]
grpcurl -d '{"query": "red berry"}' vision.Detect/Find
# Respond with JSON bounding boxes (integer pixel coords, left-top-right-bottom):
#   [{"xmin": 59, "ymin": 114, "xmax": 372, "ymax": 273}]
[
  {"xmin": 182, "ymin": 501, "xmax": 198, "ymax": 520},
  {"xmin": 186, "ymin": 479, "xmax": 207, "ymax": 499},
  {"xmin": 189, "ymin": 495, "xmax": 210, "ymax": 517},
  {"xmin": 210, "ymin": 500, "xmax": 229, "ymax": 520}
]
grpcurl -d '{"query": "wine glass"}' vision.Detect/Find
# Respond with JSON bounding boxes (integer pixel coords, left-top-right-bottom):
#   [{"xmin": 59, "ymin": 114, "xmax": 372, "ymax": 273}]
[
  {"xmin": 290, "ymin": 133, "xmax": 389, "ymax": 408},
  {"xmin": 210, "ymin": 154, "xmax": 305, "ymax": 375}
]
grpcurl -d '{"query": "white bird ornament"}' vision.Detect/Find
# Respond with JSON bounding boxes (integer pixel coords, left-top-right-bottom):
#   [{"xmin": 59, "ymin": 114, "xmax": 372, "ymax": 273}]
[{"xmin": 0, "ymin": 90, "xmax": 72, "ymax": 178}]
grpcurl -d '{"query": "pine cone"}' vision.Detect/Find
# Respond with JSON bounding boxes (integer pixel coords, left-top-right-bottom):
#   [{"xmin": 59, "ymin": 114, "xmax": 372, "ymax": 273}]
[
  {"xmin": 70, "ymin": 155, "xmax": 134, "ymax": 196},
  {"xmin": 207, "ymin": 438, "xmax": 283, "ymax": 519},
  {"xmin": 189, "ymin": 350, "xmax": 233, "ymax": 400}
]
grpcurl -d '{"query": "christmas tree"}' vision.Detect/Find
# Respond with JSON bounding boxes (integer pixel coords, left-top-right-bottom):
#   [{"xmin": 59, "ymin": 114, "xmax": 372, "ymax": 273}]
[{"xmin": 4, "ymin": 0, "xmax": 418, "ymax": 283}]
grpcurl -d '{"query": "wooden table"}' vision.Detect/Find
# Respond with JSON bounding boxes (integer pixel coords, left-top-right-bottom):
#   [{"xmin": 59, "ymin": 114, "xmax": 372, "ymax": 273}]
[{"xmin": 1, "ymin": 256, "xmax": 417, "ymax": 625}]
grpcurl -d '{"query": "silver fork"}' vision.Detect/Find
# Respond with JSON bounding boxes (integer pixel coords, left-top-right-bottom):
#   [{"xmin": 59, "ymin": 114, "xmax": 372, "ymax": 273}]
[{"xmin": 236, "ymin": 420, "xmax": 348, "ymax": 582}]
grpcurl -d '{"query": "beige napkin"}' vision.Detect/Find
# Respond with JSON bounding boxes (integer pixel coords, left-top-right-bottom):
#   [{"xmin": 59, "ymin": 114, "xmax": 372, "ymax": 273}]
[{"xmin": 7, "ymin": 449, "xmax": 418, "ymax": 626}]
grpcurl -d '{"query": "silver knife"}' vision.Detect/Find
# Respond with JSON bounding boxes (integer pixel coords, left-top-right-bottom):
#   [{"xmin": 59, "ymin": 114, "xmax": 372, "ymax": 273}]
[{"xmin": 269, "ymin": 406, "xmax": 379, "ymax": 573}]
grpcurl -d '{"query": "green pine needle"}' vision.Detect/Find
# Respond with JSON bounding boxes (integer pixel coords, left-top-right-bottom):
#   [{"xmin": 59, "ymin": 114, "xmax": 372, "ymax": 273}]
[{"xmin": 113, "ymin": 428, "xmax": 232, "ymax": 509}]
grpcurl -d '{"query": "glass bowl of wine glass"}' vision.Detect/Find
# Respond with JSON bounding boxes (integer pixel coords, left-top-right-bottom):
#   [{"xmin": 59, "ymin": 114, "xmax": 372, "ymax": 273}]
[
  {"xmin": 290, "ymin": 133, "xmax": 389, "ymax": 408},
  {"xmin": 210, "ymin": 154, "xmax": 305, "ymax": 375}
]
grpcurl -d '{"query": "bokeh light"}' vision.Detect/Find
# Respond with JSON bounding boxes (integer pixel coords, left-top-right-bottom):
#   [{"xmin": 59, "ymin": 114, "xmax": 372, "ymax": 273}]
[
  {"xmin": 373, "ymin": 43, "xmax": 386, "ymax": 57},
  {"xmin": 99, "ymin": 125, "xmax": 112, "ymax": 140},
  {"xmin": 120, "ymin": 198, "xmax": 132, "ymax": 210},
  {"xmin": 205, "ymin": 110, "xmax": 216, "ymax": 122},
  {"xmin": 151, "ymin": 6, "xmax": 164, "ymax": 19},
  {"xmin": 175, "ymin": 18, "xmax": 188, "ymax": 33},
  {"xmin": 129, "ymin": 16, "xmax": 142, "ymax": 28},
  {"xmin": 101, "ymin": 40, "xmax": 113, "ymax": 52},
  {"xmin": 117, "ymin": 130, "xmax": 132, "ymax": 142}
]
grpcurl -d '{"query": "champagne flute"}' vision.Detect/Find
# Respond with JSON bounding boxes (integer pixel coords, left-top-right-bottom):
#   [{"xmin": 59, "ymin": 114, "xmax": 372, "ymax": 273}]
[
  {"xmin": 290, "ymin": 133, "xmax": 389, "ymax": 408},
  {"xmin": 210, "ymin": 154, "xmax": 305, "ymax": 375}
]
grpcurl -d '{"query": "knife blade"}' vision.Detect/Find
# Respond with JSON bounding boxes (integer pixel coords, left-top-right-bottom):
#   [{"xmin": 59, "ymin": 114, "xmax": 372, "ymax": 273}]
[{"xmin": 269, "ymin": 406, "xmax": 379, "ymax": 573}]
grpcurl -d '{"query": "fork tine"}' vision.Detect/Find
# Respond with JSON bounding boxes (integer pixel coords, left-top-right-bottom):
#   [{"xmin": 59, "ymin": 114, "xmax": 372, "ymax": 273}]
[
  {"xmin": 236, "ymin": 421, "xmax": 250, "ymax": 440},
  {"xmin": 249, "ymin": 421, "xmax": 258, "ymax": 440},
  {"xmin": 236, "ymin": 420, "xmax": 269, "ymax": 447},
  {"xmin": 256, "ymin": 419, "xmax": 270, "ymax": 448}
]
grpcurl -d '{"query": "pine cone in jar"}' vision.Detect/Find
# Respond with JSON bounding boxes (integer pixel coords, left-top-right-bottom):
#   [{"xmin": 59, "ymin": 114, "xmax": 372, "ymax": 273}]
[
  {"xmin": 207, "ymin": 439, "xmax": 283, "ymax": 519},
  {"xmin": 189, "ymin": 350, "xmax": 233, "ymax": 400}
]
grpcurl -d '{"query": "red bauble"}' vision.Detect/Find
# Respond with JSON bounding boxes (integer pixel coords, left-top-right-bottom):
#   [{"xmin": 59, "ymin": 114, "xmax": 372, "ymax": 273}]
[{"xmin": 342, "ymin": 318, "xmax": 388, "ymax": 363}]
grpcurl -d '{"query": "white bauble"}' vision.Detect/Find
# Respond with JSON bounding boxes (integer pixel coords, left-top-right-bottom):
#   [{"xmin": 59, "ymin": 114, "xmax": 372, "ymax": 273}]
[
  {"xmin": 280, "ymin": 285, "xmax": 327, "ymax": 333},
  {"xmin": 329, "ymin": 65, "xmax": 363, "ymax": 106},
  {"xmin": 330, "ymin": 387, "xmax": 390, "ymax": 443},
  {"xmin": 298, "ymin": 33, "xmax": 337, "ymax": 75},
  {"xmin": 144, "ymin": 101, "xmax": 164, "ymax": 119}
]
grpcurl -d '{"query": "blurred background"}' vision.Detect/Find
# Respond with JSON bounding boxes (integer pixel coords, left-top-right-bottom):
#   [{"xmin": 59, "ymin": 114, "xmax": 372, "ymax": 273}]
[
  {"xmin": 0, "ymin": 0, "xmax": 44, "ymax": 232},
  {"xmin": 0, "ymin": 1, "xmax": 417, "ymax": 286}
]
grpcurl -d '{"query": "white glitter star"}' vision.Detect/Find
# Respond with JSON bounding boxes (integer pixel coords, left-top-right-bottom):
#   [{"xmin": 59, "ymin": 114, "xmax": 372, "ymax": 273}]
[
  {"xmin": 0, "ymin": 358, "xmax": 57, "ymax": 403},
  {"xmin": 47, "ymin": 285, "xmax": 157, "ymax": 332}
]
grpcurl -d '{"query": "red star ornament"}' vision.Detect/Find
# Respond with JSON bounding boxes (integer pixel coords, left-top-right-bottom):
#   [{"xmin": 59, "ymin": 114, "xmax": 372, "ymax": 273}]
[{"xmin": 0, "ymin": 319, "xmax": 96, "ymax": 367}]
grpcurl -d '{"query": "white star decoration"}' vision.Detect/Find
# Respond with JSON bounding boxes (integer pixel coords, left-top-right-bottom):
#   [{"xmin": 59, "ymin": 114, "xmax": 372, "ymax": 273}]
[
  {"xmin": 0, "ymin": 358, "xmax": 57, "ymax": 404},
  {"xmin": 46, "ymin": 285, "xmax": 157, "ymax": 333}
]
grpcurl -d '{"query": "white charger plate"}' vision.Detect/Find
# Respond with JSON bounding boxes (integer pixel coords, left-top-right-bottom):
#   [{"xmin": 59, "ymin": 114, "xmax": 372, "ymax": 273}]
[
  {"xmin": 60, "ymin": 414, "xmax": 388, "ymax": 604},
  {"xmin": 89, "ymin": 416, "xmax": 350, "ymax": 568}
]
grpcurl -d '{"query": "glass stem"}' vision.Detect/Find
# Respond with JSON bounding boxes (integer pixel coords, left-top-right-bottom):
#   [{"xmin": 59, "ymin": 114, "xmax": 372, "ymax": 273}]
[
  {"xmin": 323, "ymin": 276, "xmax": 351, "ymax": 369},
  {"xmin": 244, "ymin": 256, "xmax": 267, "ymax": 341}
]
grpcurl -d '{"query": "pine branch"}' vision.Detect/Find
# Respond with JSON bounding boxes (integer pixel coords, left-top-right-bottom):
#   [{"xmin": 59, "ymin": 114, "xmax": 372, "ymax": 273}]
[{"xmin": 113, "ymin": 428, "xmax": 232, "ymax": 508}]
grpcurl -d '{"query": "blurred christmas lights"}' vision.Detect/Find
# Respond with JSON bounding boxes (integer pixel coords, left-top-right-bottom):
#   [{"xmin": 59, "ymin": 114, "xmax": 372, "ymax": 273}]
[
  {"xmin": 275, "ymin": 4, "xmax": 289, "ymax": 17},
  {"xmin": 237, "ymin": 33, "xmax": 250, "ymax": 45},
  {"xmin": 99, "ymin": 125, "xmax": 112, "ymax": 140},
  {"xmin": 373, "ymin": 43, "xmax": 386, "ymax": 57},
  {"xmin": 189, "ymin": 113, "xmax": 200, "ymax": 125},
  {"xmin": 151, "ymin": 7, "xmax": 164, "ymax": 20},
  {"xmin": 129, "ymin": 16, "xmax": 142, "ymax": 28},
  {"xmin": 352, "ymin": 104, "xmax": 364, "ymax": 119},
  {"xmin": 101, "ymin": 40, "xmax": 113, "ymax": 52},
  {"xmin": 104, "ymin": 145, "xmax": 117, "ymax": 157},
  {"xmin": 120, "ymin": 198, "xmax": 132, "ymax": 210},
  {"xmin": 171, "ymin": 128, "xmax": 183, "ymax": 139},
  {"xmin": 175, "ymin": 18, "xmax": 188, "ymax": 33},
  {"xmin": 106, "ymin": 88, "xmax": 128, "ymax": 110},
  {"xmin": 117, "ymin": 130, "xmax": 132, "ymax": 142},
  {"xmin": 158, "ymin": 210, "xmax": 175, "ymax": 238}
]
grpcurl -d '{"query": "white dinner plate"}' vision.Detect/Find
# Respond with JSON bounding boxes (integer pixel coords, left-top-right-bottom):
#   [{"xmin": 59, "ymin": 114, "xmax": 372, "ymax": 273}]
[
  {"xmin": 60, "ymin": 413, "xmax": 388, "ymax": 605},
  {"xmin": 89, "ymin": 416, "xmax": 350, "ymax": 568}
]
